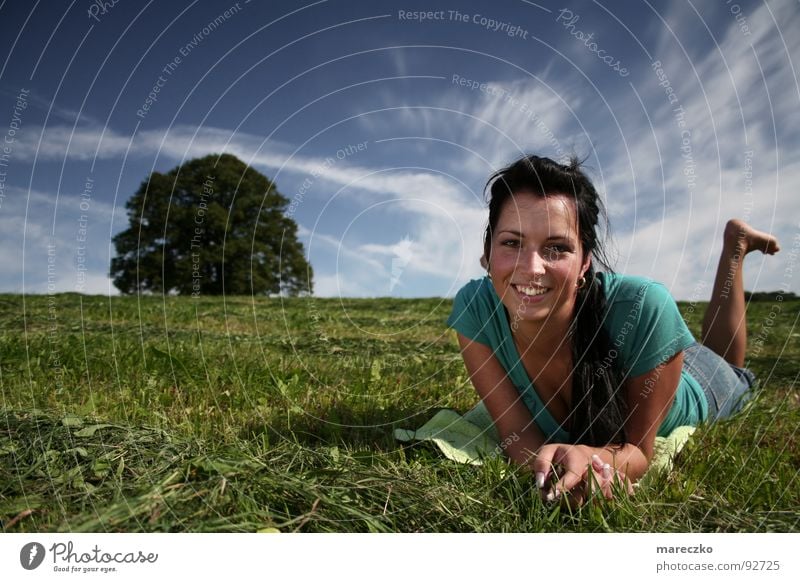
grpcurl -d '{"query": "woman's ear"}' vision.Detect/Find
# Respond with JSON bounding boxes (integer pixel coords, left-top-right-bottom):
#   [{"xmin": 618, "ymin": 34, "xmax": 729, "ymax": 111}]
[
  {"xmin": 580, "ymin": 254, "xmax": 592, "ymax": 278},
  {"xmin": 480, "ymin": 254, "xmax": 489, "ymax": 270}
]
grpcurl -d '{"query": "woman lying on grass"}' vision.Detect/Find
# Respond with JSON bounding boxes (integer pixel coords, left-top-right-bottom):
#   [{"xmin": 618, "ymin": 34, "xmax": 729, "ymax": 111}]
[{"xmin": 447, "ymin": 155, "xmax": 780, "ymax": 506}]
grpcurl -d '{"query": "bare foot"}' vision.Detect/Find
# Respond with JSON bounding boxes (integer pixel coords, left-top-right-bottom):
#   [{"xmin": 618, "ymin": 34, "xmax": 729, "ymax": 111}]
[{"xmin": 724, "ymin": 219, "xmax": 781, "ymax": 256}]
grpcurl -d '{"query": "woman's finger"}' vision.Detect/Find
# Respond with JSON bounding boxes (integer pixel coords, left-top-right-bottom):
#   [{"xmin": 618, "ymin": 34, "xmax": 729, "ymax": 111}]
[
  {"xmin": 531, "ymin": 444, "xmax": 559, "ymax": 492},
  {"xmin": 549, "ymin": 449, "xmax": 593, "ymax": 497},
  {"xmin": 554, "ymin": 463, "xmax": 585, "ymax": 496}
]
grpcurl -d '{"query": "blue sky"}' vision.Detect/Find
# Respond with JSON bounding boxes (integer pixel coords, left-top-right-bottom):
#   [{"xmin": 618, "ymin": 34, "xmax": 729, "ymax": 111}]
[{"xmin": 1, "ymin": 0, "xmax": 798, "ymax": 299}]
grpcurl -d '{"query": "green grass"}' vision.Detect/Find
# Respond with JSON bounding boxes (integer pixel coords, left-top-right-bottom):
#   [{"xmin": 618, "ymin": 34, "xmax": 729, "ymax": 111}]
[{"xmin": 1, "ymin": 293, "xmax": 798, "ymax": 532}]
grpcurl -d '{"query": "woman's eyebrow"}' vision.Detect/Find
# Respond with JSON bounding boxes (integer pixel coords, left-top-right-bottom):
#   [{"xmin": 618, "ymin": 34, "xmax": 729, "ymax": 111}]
[{"xmin": 498, "ymin": 231, "xmax": 574, "ymax": 240}]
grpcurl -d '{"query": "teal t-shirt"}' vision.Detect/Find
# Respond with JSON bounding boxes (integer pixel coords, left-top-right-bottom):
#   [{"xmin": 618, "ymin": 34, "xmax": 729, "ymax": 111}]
[{"xmin": 446, "ymin": 273, "xmax": 708, "ymax": 442}]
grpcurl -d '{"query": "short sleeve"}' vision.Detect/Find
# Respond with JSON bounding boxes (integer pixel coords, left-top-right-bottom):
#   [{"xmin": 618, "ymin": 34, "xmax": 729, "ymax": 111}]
[
  {"xmin": 618, "ymin": 281, "xmax": 695, "ymax": 378},
  {"xmin": 446, "ymin": 280, "xmax": 491, "ymax": 346}
]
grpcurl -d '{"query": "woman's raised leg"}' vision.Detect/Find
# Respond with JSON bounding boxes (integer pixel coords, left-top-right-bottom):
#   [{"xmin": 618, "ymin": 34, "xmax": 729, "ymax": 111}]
[{"xmin": 701, "ymin": 219, "xmax": 780, "ymax": 367}]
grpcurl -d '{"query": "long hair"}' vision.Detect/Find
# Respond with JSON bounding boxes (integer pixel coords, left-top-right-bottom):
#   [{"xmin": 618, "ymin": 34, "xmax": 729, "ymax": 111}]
[{"xmin": 483, "ymin": 155, "xmax": 627, "ymax": 446}]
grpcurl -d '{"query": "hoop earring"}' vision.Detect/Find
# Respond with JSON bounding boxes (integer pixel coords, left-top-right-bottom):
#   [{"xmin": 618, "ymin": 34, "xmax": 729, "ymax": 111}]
[{"xmin": 576, "ymin": 276, "xmax": 586, "ymax": 289}]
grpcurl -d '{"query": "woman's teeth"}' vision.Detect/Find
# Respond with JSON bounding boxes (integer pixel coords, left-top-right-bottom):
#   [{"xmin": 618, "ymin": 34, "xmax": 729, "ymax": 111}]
[{"xmin": 515, "ymin": 285, "xmax": 548, "ymax": 296}]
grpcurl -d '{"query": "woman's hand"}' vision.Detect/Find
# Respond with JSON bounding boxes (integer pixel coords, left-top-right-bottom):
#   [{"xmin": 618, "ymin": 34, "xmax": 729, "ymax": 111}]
[
  {"xmin": 531, "ymin": 444, "xmax": 634, "ymax": 506},
  {"xmin": 584, "ymin": 453, "xmax": 635, "ymax": 504}
]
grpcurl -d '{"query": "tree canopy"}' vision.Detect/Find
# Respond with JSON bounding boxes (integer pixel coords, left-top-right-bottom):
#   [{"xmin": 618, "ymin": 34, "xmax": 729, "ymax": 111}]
[{"xmin": 111, "ymin": 153, "xmax": 312, "ymax": 296}]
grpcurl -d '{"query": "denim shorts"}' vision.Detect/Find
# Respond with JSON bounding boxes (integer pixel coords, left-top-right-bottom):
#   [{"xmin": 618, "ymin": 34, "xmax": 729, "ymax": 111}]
[{"xmin": 682, "ymin": 342, "xmax": 757, "ymax": 422}]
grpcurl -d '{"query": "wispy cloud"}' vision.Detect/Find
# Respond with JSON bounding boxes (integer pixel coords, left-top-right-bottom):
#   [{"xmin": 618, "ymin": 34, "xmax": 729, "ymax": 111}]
[
  {"xmin": 11, "ymin": 122, "xmax": 490, "ymax": 296},
  {"xmin": 1, "ymin": 185, "xmax": 125, "ymax": 294},
  {"xmin": 8, "ymin": 1, "xmax": 799, "ymax": 299},
  {"xmin": 0, "ymin": 88, "xmax": 103, "ymax": 127},
  {"xmin": 603, "ymin": 1, "xmax": 800, "ymax": 297}
]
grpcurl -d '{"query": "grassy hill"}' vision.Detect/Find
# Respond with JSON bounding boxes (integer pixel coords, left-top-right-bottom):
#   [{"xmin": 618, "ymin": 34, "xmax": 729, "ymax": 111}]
[{"xmin": 1, "ymin": 293, "xmax": 798, "ymax": 531}]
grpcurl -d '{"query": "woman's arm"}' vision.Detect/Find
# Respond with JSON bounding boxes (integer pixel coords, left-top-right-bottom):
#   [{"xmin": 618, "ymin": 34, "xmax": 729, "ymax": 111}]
[
  {"xmin": 456, "ymin": 332, "xmax": 546, "ymax": 464},
  {"xmin": 532, "ymin": 351, "xmax": 684, "ymax": 501},
  {"xmin": 620, "ymin": 351, "xmax": 685, "ymax": 470}
]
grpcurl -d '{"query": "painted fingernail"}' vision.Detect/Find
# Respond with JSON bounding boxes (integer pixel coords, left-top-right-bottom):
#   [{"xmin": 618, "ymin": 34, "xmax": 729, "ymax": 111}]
[
  {"xmin": 603, "ymin": 463, "xmax": 612, "ymax": 479},
  {"xmin": 545, "ymin": 490, "xmax": 555, "ymax": 502},
  {"xmin": 591, "ymin": 454, "xmax": 602, "ymax": 464},
  {"xmin": 535, "ymin": 472, "xmax": 546, "ymax": 489}
]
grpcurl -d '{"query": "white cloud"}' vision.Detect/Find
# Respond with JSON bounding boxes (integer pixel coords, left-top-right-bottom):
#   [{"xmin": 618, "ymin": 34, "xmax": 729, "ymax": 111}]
[
  {"xmin": 0, "ymin": 185, "xmax": 121, "ymax": 294},
  {"xmin": 9, "ymin": 122, "xmax": 491, "ymax": 297},
  {"xmin": 8, "ymin": 1, "xmax": 799, "ymax": 300},
  {"xmin": 312, "ymin": 272, "xmax": 371, "ymax": 298},
  {"xmin": 579, "ymin": 1, "xmax": 800, "ymax": 298}
]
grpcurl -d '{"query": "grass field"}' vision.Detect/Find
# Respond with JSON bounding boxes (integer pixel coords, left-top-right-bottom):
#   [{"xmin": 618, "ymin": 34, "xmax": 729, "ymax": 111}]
[{"xmin": 1, "ymin": 292, "xmax": 798, "ymax": 532}]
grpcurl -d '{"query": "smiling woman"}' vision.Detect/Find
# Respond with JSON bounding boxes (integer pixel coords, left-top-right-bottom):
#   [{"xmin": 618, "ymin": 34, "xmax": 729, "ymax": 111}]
[{"xmin": 447, "ymin": 155, "xmax": 780, "ymax": 506}]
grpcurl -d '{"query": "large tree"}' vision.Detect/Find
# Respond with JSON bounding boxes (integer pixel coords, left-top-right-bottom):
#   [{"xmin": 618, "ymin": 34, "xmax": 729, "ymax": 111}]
[{"xmin": 111, "ymin": 153, "xmax": 312, "ymax": 296}]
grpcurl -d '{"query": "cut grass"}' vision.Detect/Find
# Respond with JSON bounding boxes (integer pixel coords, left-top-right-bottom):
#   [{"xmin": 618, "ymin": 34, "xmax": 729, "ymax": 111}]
[{"xmin": 0, "ymin": 294, "xmax": 798, "ymax": 532}]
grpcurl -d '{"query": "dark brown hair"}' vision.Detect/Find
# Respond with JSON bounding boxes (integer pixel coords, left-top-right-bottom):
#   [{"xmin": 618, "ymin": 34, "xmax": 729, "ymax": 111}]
[{"xmin": 484, "ymin": 155, "xmax": 627, "ymax": 446}]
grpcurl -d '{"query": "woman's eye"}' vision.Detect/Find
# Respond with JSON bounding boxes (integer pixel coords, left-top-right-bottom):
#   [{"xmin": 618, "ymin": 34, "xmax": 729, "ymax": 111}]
[
  {"xmin": 541, "ymin": 245, "xmax": 571, "ymax": 260},
  {"xmin": 546, "ymin": 245, "xmax": 569, "ymax": 254},
  {"xmin": 501, "ymin": 240, "xmax": 519, "ymax": 247}
]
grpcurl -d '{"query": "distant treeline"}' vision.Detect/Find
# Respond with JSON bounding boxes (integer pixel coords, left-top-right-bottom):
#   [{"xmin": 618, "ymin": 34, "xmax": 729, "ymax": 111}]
[{"xmin": 744, "ymin": 290, "xmax": 798, "ymax": 301}]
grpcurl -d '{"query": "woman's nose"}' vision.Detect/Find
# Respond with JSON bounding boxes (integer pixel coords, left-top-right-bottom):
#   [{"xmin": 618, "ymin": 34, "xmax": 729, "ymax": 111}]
[{"xmin": 519, "ymin": 249, "xmax": 547, "ymax": 276}]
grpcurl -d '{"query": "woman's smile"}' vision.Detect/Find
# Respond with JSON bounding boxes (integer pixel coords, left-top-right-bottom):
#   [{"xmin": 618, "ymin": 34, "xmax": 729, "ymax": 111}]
[
  {"xmin": 512, "ymin": 283, "xmax": 550, "ymax": 300},
  {"xmin": 488, "ymin": 192, "xmax": 589, "ymax": 329}
]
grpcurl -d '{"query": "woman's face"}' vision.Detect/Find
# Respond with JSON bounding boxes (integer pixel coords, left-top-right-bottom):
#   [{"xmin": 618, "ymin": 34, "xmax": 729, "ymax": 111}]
[{"xmin": 488, "ymin": 192, "xmax": 590, "ymax": 329}]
